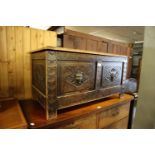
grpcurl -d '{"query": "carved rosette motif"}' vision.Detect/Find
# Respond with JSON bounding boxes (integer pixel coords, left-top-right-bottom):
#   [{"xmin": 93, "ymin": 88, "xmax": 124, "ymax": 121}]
[
  {"xmin": 65, "ymin": 66, "xmax": 89, "ymax": 87},
  {"xmin": 102, "ymin": 64, "xmax": 122, "ymax": 87},
  {"xmin": 59, "ymin": 62, "xmax": 95, "ymax": 95},
  {"xmin": 104, "ymin": 66, "xmax": 120, "ymax": 81}
]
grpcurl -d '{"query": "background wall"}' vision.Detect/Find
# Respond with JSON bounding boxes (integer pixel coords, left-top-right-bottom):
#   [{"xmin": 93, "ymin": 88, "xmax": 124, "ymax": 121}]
[
  {"xmin": 133, "ymin": 27, "xmax": 155, "ymax": 128},
  {"xmin": 0, "ymin": 26, "xmax": 56, "ymax": 99},
  {"xmin": 66, "ymin": 26, "xmax": 144, "ymax": 43}
]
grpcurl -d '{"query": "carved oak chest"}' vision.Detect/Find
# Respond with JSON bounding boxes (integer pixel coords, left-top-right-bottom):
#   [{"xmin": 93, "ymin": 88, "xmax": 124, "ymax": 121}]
[{"xmin": 31, "ymin": 47, "xmax": 128, "ymax": 119}]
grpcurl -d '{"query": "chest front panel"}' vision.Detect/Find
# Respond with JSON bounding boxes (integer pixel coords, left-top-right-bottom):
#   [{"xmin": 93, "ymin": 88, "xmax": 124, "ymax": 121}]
[{"xmin": 57, "ymin": 61, "xmax": 96, "ymax": 96}]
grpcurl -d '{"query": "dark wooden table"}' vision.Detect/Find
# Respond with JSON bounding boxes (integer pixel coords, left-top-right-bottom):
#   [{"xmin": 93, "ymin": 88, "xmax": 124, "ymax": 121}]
[{"xmin": 0, "ymin": 98, "xmax": 27, "ymax": 129}]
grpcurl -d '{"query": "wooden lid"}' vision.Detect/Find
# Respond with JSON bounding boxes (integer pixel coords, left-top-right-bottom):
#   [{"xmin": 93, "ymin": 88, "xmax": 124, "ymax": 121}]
[{"xmin": 31, "ymin": 46, "xmax": 128, "ymax": 58}]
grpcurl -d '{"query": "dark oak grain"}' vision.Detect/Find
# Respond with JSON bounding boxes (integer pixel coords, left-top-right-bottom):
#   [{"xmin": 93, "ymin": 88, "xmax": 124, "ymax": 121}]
[{"xmin": 31, "ymin": 48, "xmax": 128, "ymax": 119}]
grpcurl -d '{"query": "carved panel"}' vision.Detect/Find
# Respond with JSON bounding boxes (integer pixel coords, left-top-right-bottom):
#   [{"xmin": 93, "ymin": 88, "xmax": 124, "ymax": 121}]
[
  {"xmin": 47, "ymin": 51, "xmax": 57, "ymax": 61},
  {"xmin": 58, "ymin": 61, "xmax": 96, "ymax": 95},
  {"xmin": 66, "ymin": 70, "xmax": 88, "ymax": 87},
  {"xmin": 58, "ymin": 86, "xmax": 121, "ymax": 109},
  {"xmin": 32, "ymin": 87, "xmax": 46, "ymax": 109},
  {"xmin": 32, "ymin": 60, "xmax": 46, "ymax": 94},
  {"xmin": 47, "ymin": 60, "xmax": 58, "ymax": 119},
  {"xmin": 102, "ymin": 62, "xmax": 123, "ymax": 88}
]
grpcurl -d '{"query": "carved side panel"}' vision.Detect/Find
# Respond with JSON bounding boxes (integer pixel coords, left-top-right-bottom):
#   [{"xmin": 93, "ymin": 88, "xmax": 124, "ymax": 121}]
[
  {"xmin": 102, "ymin": 61, "xmax": 123, "ymax": 88},
  {"xmin": 32, "ymin": 87, "xmax": 46, "ymax": 109},
  {"xmin": 32, "ymin": 60, "xmax": 46, "ymax": 94},
  {"xmin": 58, "ymin": 61, "xmax": 96, "ymax": 95},
  {"xmin": 47, "ymin": 61, "xmax": 58, "ymax": 119},
  {"xmin": 47, "ymin": 52, "xmax": 58, "ymax": 119}
]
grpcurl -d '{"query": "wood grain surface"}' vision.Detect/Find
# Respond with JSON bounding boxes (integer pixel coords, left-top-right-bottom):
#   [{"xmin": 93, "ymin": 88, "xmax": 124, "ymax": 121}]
[
  {"xmin": 20, "ymin": 94, "xmax": 133, "ymax": 129},
  {"xmin": 0, "ymin": 98, "xmax": 27, "ymax": 129},
  {"xmin": 0, "ymin": 26, "xmax": 57, "ymax": 99}
]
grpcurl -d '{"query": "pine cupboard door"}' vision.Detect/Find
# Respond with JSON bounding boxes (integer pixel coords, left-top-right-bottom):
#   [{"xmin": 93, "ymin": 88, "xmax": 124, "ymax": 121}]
[
  {"xmin": 105, "ymin": 117, "xmax": 129, "ymax": 129},
  {"xmin": 97, "ymin": 102, "xmax": 130, "ymax": 129}
]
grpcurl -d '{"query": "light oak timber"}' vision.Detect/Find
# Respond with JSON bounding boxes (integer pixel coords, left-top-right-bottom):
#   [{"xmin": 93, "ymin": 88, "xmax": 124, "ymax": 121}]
[
  {"xmin": 15, "ymin": 27, "xmax": 24, "ymax": 99},
  {"xmin": 6, "ymin": 26, "xmax": 16, "ymax": 97},
  {"xmin": 37, "ymin": 30, "xmax": 44, "ymax": 48},
  {"xmin": 44, "ymin": 30, "xmax": 57, "ymax": 47},
  {"xmin": 0, "ymin": 26, "xmax": 9, "ymax": 97},
  {"xmin": 30, "ymin": 28, "xmax": 38, "ymax": 51},
  {"xmin": 97, "ymin": 103, "xmax": 130, "ymax": 128},
  {"xmin": 0, "ymin": 26, "xmax": 57, "ymax": 99},
  {"xmin": 105, "ymin": 117, "xmax": 129, "ymax": 129},
  {"xmin": 23, "ymin": 27, "xmax": 32, "ymax": 99}
]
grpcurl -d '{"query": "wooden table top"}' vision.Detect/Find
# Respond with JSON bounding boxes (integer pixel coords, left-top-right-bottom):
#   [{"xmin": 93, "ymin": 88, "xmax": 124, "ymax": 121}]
[
  {"xmin": 31, "ymin": 46, "xmax": 128, "ymax": 58},
  {"xmin": 20, "ymin": 94, "xmax": 134, "ymax": 129},
  {"xmin": 0, "ymin": 98, "xmax": 27, "ymax": 129}
]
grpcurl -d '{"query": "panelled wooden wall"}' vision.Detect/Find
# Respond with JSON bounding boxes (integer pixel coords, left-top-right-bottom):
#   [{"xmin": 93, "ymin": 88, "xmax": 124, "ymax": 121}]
[
  {"xmin": 60, "ymin": 29, "xmax": 132, "ymax": 56},
  {"xmin": 58, "ymin": 29, "xmax": 132, "ymax": 77},
  {"xmin": 0, "ymin": 26, "xmax": 56, "ymax": 99}
]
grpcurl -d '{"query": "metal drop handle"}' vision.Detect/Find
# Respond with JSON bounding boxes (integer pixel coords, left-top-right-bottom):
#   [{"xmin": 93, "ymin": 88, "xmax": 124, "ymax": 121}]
[
  {"xmin": 75, "ymin": 72, "xmax": 83, "ymax": 84},
  {"xmin": 110, "ymin": 68, "xmax": 117, "ymax": 82}
]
